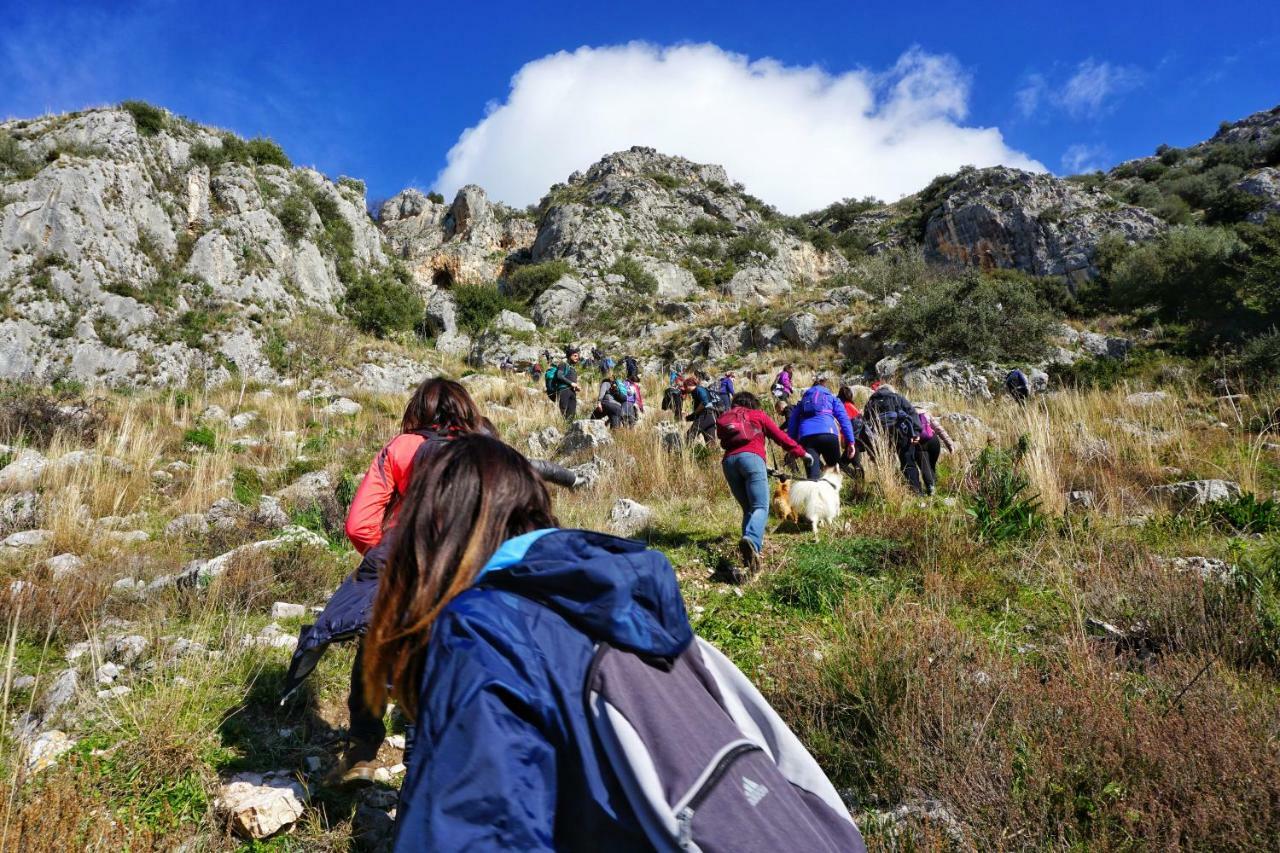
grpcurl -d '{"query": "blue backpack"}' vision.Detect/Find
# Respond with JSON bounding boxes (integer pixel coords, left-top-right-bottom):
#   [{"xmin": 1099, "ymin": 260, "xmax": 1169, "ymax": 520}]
[{"xmin": 798, "ymin": 386, "xmax": 832, "ymax": 419}]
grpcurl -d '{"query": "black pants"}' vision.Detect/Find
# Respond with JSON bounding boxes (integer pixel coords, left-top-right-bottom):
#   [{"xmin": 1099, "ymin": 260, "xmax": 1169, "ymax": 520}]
[
  {"xmin": 897, "ymin": 434, "xmax": 923, "ymax": 494},
  {"xmin": 557, "ymin": 387, "xmax": 577, "ymax": 419},
  {"xmin": 799, "ymin": 433, "xmax": 841, "ymax": 480},
  {"xmin": 600, "ymin": 396, "xmax": 624, "ymax": 429},
  {"xmin": 917, "ymin": 435, "xmax": 941, "ymax": 494},
  {"xmin": 672, "ymin": 392, "xmax": 684, "ymax": 422},
  {"xmin": 347, "ymin": 638, "xmax": 386, "ymax": 758},
  {"xmin": 686, "ymin": 409, "xmax": 717, "ymax": 446}
]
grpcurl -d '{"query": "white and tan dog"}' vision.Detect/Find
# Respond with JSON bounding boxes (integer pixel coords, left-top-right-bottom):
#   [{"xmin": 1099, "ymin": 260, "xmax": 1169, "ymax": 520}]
[{"xmin": 785, "ymin": 466, "xmax": 843, "ymax": 536}]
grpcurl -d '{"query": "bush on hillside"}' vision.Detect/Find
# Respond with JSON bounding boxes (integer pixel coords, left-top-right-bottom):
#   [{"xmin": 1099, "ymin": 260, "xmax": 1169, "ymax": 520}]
[
  {"xmin": 276, "ymin": 191, "xmax": 312, "ymax": 241},
  {"xmin": 120, "ymin": 100, "xmax": 166, "ymax": 136},
  {"xmin": 453, "ymin": 284, "xmax": 518, "ymax": 333},
  {"xmin": 190, "ymin": 134, "xmax": 293, "ymax": 169},
  {"xmin": 503, "ymin": 259, "xmax": 572, "ymax": 304},
  {"xmin": 608, "ymin": 256, "xmax": 659, "ymax": 295},
  {"xmin": 426, "ymin": 191, "xmax": 445, "ymax": 204},
  {"xmin": 875, "ymin": 270, "xmax": 1058, "ymax": 362},
  {"xmin": 690, "ymin": 217, "xmax": 733, "ymax": 237},
  {"xmin": 725, "ymin": 232, "xmax": 777, "ymax": 265},
  {"xmin": 343, "ymin": 264, "xmax": 423, "ymax": 338}
]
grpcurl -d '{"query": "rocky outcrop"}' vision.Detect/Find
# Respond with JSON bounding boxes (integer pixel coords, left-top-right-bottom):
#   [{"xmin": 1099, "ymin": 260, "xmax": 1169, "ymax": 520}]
[
  {"xmin": 380, "ymin": 185, "xmax": 535, "ymax": 288},
  {"xmin": 1237, "ymin": 167, "xmax": 1280, "ymax": 223},
  {"xmin": 922, "ymin": 166, "xmax": 1164, "ymax": 283},
  {"xmin": 0, "ymin": 107, "xmax": 386, "ymax": 387}
]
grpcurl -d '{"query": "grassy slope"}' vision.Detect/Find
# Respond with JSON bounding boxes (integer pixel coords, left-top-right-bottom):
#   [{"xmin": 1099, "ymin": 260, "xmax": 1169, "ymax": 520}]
[{"xmin": 1, "ymin": 356, "xmax": 1279, "ymax": 850}]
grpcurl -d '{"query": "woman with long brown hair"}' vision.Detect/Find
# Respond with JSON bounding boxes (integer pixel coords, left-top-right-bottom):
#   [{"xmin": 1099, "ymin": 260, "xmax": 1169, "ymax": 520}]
[
  {"xmin": 364, "ymin": 433, "xmax": 687, "ymax": 848},
  {"xmin": 281, "ymin": 377, "xmax": 495, "ymax": 785}
]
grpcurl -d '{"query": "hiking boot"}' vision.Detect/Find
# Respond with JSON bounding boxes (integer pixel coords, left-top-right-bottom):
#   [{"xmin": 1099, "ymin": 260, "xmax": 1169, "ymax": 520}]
[
  {"xmin": 738, "ymin": 537, "xmax": 763, "ymax": 577},
  {"xmin": 327, "ymin": 739, "xmax": 382, "ymax": 787}
]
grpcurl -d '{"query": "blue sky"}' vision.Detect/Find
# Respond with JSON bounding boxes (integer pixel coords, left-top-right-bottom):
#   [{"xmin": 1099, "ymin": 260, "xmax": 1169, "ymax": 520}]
[{"xmin": 2, "ymin": 0, "xmax": 1277, "ymax": 212}]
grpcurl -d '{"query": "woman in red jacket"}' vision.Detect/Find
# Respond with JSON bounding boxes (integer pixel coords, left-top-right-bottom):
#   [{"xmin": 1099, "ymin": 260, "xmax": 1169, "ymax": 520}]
[
  {"xmin": 716, "ymin": 391, "xmax": 809, "ymax": 579},
  {"xmin": 284, "ymin": 378, "xmax": 493, "ymax": 786}
]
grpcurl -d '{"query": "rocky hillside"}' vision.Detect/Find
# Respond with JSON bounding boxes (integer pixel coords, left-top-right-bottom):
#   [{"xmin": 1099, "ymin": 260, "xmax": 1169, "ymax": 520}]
[
  {"xmin": 0, "ymin": 105, "xmax": 386, "ymax": 387},
  {"xmin": 3, "ymin": 101, "xmax": 1278, "ymax": 390}
]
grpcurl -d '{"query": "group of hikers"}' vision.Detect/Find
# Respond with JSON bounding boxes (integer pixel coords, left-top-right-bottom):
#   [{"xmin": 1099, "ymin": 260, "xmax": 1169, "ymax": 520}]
[
  {"xmin": 283, "ymin": 376, "xmax": 868, "ymax": 851},
  {"xmin": 280, "ymin": 351, "xmax": 1039, "ymax": 849}
]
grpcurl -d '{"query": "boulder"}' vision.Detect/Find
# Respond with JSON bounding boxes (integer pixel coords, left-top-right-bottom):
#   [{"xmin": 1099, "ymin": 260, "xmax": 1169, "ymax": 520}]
[
  {"xmin": 320, "ymin": 397, "xmax": 361, "ymax": 417},
  {"xmin": 1236, "ymin": 167, "xmax": 1280, "ymax": 223},
  {"xmin": 38, "ymin": 669, "xmax": 79, "ymax": 720},
  {"xmin": 721, "ymin": 267, "xmax": 790, "ymax": 302},
  {"xmin": 1125, "ymin": 391, "xmax": 1170, "ymax": 407},
  {"xmin": 493, "ymin": 309, "xmax": 536, "ymax": 334},
  {"xmin": 206, "ymin": 497, "xmax": 246, "ymax": 531},
  {"xmin": 1161, "ymin": 555, "xmax": 1235, "ymax": 583},
  {"xmin": 26, "ymin": 730, "xmax": 75, "ymax": 773},
  {"xmin": 199, "ymin": 405, "xmax": 230, "ymax": 424},
  {"xmin": 1079, "ymin": 332, "xmax": 1133, "ymax": 360},
  {"xmin": 0, "ymin": 450, "xmax": 48, "ymax": 491},
  {"xmin": 254, "ymin": 495, "xmax": 290, "ymax": 529},
  {"xmin": 1, "ymin": 529, "xmax": 52, "ymax": 551},
  {"xmin": 166, "ymin": 513, "xmax": 209, "ymax": 538},
  {"xmin": 559, "ymin": 420, "xmax": 614, "ymax": 456},
  {"xmin": 901, "ymin": 362, "xmax": 992, "ymax": 399},
  {"xmin": 532, "ymin": 276, "xmax": 587, "ymax": 328},
  {"xmin": 229, "ymin": 412, "xmax": 258, "ymax": 431},
  {"xmin": 608, "ymin": 499, "xmax": 654, "ymax": 537},
  {"xmin": 1154, "ymin": 479, "xmax": 1241, "ymax": 508},
  {"xmin": 44, "ymin": 553, "xmax": 85, "ymax": 582},
  {"xmin": 780, "ymin": 313, "xmax": 820, "ymax": 349},
  {"xmin": 0, "ymin": 491, "xmax": 41, "ymax": 533},
  {"xmin": 1066, "ymin": 490, "xmax": 1096, "ymax": 509},
  {"xmin": 275, "ymin": 470, "xmax": 333, "ymax": 505},
  {"xmin": 216, "ymin": 770, "xmax": 309, "ymax": 840},
  {"xmin": 527, "ymin": 426, "xmax": 564, "ymax": 459},
  {"xmin": 271, "ymin": 601, "xmax": 306, "ymax": 620}
]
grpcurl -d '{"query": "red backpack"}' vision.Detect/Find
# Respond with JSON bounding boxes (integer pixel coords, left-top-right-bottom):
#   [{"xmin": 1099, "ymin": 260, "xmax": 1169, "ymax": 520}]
[{"xmin": 716, "ymin": 408, "xmax": 764, "ymax": 451}]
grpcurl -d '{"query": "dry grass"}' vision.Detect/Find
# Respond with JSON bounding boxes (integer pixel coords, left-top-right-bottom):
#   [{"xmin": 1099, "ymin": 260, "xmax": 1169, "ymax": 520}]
[{"xmin": 1, "ymin": 367, "xmax": 1279, "ymax": 849}]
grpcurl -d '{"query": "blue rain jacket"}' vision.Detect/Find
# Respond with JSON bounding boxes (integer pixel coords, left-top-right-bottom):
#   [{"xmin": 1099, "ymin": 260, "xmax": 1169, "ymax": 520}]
[
  {"xmin": 787, "ymin": 384, "xmax": 856, "ymax": 444},
  {"xmin": 394, "ymin": 528, "xmax": 693, "ymax": 851}
]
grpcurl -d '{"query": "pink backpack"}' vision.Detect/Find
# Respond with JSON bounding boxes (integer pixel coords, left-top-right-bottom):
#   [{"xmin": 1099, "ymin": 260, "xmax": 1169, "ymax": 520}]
[{"xmin": 918, "ymin": 411, "xmax": 934, "ymax": 440}]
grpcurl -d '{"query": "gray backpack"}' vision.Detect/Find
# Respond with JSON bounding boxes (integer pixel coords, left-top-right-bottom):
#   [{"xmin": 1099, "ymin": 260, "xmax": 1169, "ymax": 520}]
[{"xmin": 585, "ymin": 637, "xmax": 866, "ymax": 852}]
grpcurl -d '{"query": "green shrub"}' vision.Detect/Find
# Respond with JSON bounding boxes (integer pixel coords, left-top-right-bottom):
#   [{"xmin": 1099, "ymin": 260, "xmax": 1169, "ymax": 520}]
[
  {"xmin": 453, "ymin": 283, "xmax": 517, "ymax": 333},
  {"xmin": 0, "ymin": 131, "xmax": 39, "ymax": 180},
  {"xmin": 189, "ymin": 134, "xmax": 292, "ymax": 169},
  {"xmin": 276, "ymin": 191, "xmax": 312, "ymax": 241},
  {"xmin": 504, "ymin": 259, "xmax": 571, "ymax": 304},
  {"xmin": 1200, "ymin": 493, "xmax": 1280, "ymax": 535},
  {"xmin": 608, "ymin": 256, "xmax": 659, "ymax": 295},
  {"xmin": 183, "ymin": 426, "xmax": 216, "ymax": 451},
  {"xmin": 232, "ymin": 467, "xmax": 265, "ymax": 505},
  {"xmin": 243, "ymin": 137, "xmax": 291, "ymax": 168},
  {"xmin": 768, "ymin": 537, "xmax": 893, "ymax": 614},
  {"xmin": 726, "ymin": 232, "xmax": 777, "ymax": 265},
  {"xmin": 876, "ymin": 270, "xmax": 1058, "ymax": 362},
  {"xmin": 119, "ymin": 100, "xmax": 166, "ymax": 136},
  {"xmin": 967, "ymin": 437, "xmax": 1043, "ymax": 543},
  {"xmin": 690, "ymin": 217, "xmax": 733, "ymax": 237},
  {"xmin": 648, "ymin": 172, "xmax": 683, "ymax": 190},
  {"xmin": 336, "ymin": 176, "xmax": 365, "ymax": 195},
  {"xmin": 426, "ymin": 191, "xmax": 445, "ymax": 204},
  {"xmin": 1241, "ymin": 329, "xmax": 1280, "ymax": 381},
  {"xmin": 343, "ymin": 264, "xmax": 424, "ymax": 338}
]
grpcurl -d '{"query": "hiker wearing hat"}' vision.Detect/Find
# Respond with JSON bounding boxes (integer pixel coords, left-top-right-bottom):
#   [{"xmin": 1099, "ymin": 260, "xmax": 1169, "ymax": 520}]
[
  {"xmin": 787, "ymin": 373, "xmax": 856, "ymax": 479},
  {"xmin": 551, "ymin": 346, "xmax": 582, "ymax": 419}
]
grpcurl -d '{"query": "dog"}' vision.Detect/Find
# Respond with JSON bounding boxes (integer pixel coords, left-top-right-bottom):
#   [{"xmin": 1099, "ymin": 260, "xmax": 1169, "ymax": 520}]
[
  {"xmin": 771, "ymin": 478, "xmax": 798, "ymax": 524},
  {"xmin": 785, "ymin": 466, "xmax": 843, "ymax": 536}
]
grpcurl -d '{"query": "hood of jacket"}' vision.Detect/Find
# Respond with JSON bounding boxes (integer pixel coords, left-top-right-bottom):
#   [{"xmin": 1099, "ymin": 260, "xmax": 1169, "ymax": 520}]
[{"xmin": 475, "ymin": 528, "xmax": 692, "ymax": 658}]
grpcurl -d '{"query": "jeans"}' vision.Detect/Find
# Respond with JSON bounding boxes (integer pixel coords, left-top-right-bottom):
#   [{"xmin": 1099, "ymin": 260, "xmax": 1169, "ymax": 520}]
[
  {"xmin": 723, "ymin": 452, "xmax": 770, "ymax": 551},
  {"xmin": 799, "ymin": 433, "xmax": 841, "ymax": 479}
]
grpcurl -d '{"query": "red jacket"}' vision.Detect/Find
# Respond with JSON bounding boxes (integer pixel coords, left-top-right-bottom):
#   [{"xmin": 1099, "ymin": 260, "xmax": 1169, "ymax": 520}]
[
  {"xmin": 718, "ymin": 408, "xmax": 807, "ymax": 462},
  {"xmin": 344, "ymin": 432, "xmax": 427, "ymax": 555}
]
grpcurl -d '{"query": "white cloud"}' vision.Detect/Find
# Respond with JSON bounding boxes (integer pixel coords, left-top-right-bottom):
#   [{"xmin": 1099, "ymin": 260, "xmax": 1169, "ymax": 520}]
[
  {"xmin": 435, "ymin": 43, "xmax": 1044, "ymax": 214},
  {"xmin": 1015, "ymin": 74, "xmax": 1046, "ymax": 118},
  {"xmin": 1059, "ymin": 59, "xmax": 1144, "ymax": 118},
  {"xmin": 1060, "ymin": 143, "xmax": 1110, "ymax": 174}
]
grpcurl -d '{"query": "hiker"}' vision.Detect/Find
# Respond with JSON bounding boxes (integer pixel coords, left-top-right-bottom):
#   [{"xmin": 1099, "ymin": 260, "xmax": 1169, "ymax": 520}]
[
  {"xmin": 595, "ymin": 372, "xmax": 627, "ymax": 429},
  {"xmin": 602, "ymin": 353, "xmax": 616, "ymax": 374},
  {"xmin": 362, "ymin": 434, "xmax": 865, "ymax": 851},
  {"xmin": 624, "ymin": 354, "xmax": 640, "ymax": 382},
  {"xmin": 281, "ymin": 378, "xmax": 495, "ymax": 786},
  {"xmin": 719, "ymin": 370, "xmax": 736, "ymax": 403},
  {"xmin": 862, "ymin": 382, "xmax": 923, "ymax": 493},
  {"xmin": 837, "ymin": 385, "xmax": 864, "ymax": 468},
  {"xmin": 550, "ymin": 345, "xmax": 583, "ymax": 419},
  {"xmin": 661, "ymin": 377, "xmax": 684, "ymax": 422},
  {"xmin": 590, "ymin": 346, "xmax": 604, "ymax": 369},
  {"xmin": 684, "ymin": 375, "xmax": 719, "ymax": 447},
  {"xmin": 914, "ymin": 404, "xmax": 954, "ymax": 496},
  {"xmin": 1005, "ymin": 368, "xmax": 1030, "ymax": 404},
  {"xmin": 622, "ymin": 376, "xmax": 645, "ymax": 425},
  {"xmin": 717, "ymin": 391, "xmax": 809, "ymax": 578},
  {"xmin": 772, "ymin": 364, "xmax": 794, "ymax": 403},
  {"xmin": 787, "ymin": 374, "xmax": 857, "ymax": 480},
  {"xmin": 499, "ymin": 355, "xmax": 515, "ymax": 374}
]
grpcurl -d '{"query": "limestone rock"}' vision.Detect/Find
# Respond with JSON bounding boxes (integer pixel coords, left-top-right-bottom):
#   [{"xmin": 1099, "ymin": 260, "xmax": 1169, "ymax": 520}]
[
  {"xmin": 527, "ymin": 427, "xmax": 564, "ymax": 458},
  {"xmin": 26, "ymin": 730, "xmax": 75, "ymax": 773},
  {"xmin": 320, "ymin": 397, "xmax": 361, "ymax": 417},
  {"xmin": 166, "ymin": 513, "xmax": 210, "ymax": 538},
  {"xmin": 532, "ymin": 275, "xmax": 587, "ymax": 328},
  {"xmin": 271, "ymin": 601, "xmax": 306, "ymax": 620},
  {"xmin": 608, "ymin": 499, "xmax": 654, "ymax": 537},
  {"xmin": 0, "ymin": 450, "xmax": 48, "ymax": 491},
  {"xmin": 559, "ymin": 420, "xmax": 614, "ymax": 456},
  {"xmin": 1236, "ymin": 167, "xmax": 1280, "ymax": 223},
  {"xmin": 780, "ymin": 313, "xmax": 820, "ymax": 349},
  {"xmin": 1, "ymin": 529, "xmax": 52, "ymax": 551},
  {"xmin": 902, "ymin": 362, "xmax": 992, "ymax": 399},
  {"xmin": 1154, "ymin": 479, "xmax": 1241, "ymax": 508},
  {"xmin": 923, "ymin": 165, "xmax": 1163, "ymax": 282},
  {"xmin": 276, "ymin": 470, "xmax": 333, "ymax": 505},
  {"xmin": 216, "ymin": 770, "xmax": 309, "ymax": 839},
  {"xmin": 38, "ymin": 669, "xmax": 79, "ymax": 720},
  {"xmin": 44, "ymin": 553, "xmax": 85, "ymax": 582},
  {"xmin": 0, "ymin": 491, "xmax": 41, "ymax": 533},
  {"xmin": 493, "ymin": 309, "xmax": 536, "ymax": 334}
]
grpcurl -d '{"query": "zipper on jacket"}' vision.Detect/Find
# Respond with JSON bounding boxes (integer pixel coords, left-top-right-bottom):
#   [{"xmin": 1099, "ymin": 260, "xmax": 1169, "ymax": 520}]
[{"xmin": 675, "ymin": 742, "xmax": 763, "ymax": 847}]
